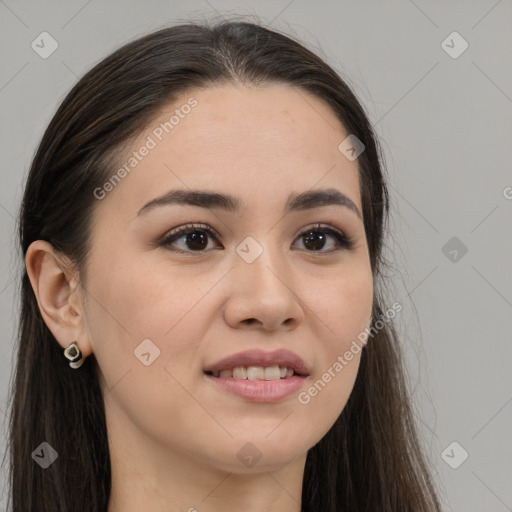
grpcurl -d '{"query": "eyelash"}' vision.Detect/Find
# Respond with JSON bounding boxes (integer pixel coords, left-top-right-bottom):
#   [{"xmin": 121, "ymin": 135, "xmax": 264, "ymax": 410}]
[{"xmin": 158, "ymin": 222, "xmax": 355, "ymax": 255}]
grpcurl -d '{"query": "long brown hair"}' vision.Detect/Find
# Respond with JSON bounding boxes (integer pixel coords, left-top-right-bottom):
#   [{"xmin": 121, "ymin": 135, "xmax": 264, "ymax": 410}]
[{"xmin": 5, "ymin": 18, "xmax": 443, "ymax": 511}]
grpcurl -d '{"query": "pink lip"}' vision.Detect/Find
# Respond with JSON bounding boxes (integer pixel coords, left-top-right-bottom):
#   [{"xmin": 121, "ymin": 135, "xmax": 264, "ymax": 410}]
[
  {"xmin": 204, "ymin": 373, "xmax": 307, "ymax": 402},
  {"xmin": 203, "ymin": 348, "xmax": 310, "ymax": 376},
  {"xmin": 202, "ymin": 348, "xmax": 310, "ymax": 403}
]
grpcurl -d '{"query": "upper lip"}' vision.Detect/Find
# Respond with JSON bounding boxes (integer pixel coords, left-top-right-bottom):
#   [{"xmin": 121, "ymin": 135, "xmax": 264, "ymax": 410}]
[{"xmin": 203, "ymin": 349, "xmax": 310, "ymax": 376}]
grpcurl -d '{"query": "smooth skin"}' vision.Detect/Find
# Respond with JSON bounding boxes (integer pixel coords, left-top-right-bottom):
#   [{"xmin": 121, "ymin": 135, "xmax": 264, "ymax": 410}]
[{"xmin": 26, "ymin": 84, "xmax": 374, "ymax": 512}]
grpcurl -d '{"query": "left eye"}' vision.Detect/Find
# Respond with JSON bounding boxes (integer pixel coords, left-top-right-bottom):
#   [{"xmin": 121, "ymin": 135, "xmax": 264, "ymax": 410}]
[{"xmin": 159, "ymin": 222, "xmax": 354, "ymax": 254}]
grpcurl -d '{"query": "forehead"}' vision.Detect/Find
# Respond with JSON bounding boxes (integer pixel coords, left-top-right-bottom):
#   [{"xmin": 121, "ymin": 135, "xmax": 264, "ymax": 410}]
[
  {"xmin": 161, "ymin": 83, "xmax": 350, "ymax": 157},
  {"xmin": 95, "ymin": 84, "xmax": 362, "ymax": 218}
]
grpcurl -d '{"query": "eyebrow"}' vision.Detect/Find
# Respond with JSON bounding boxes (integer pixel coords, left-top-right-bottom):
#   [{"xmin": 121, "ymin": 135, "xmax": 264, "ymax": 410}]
[{"xmin": 136, "ymin": 187, "xmax": 362, "ymax": 220}]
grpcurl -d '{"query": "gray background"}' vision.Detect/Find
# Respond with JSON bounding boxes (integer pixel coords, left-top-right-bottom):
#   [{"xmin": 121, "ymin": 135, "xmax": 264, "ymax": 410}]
[{"xmin": 1, "ymin": 1, "xmax": 511, "ymax": 510}]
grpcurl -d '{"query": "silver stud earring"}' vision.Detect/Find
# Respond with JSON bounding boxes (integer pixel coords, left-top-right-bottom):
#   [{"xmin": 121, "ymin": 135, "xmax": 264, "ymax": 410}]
[{"xmin": 64, "ymin": 341, "xmax": 85, "ymax": 369}]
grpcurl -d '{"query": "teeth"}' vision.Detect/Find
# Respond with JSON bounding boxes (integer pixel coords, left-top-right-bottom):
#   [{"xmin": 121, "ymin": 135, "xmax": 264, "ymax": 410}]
[
  {"xmin": 232, "ymin": 367, "xmax": 247, "ymax": 379},
  {"xmin": 247, "ymin": 366, "xmax": 265, "ymax": 380},
  {"xmin": 211, "ymin": 365, "xmax": 296, "ymax": 380},
  {"xmin": 264, "ymin": 366, "xmax": 281, "ymax": 380}
]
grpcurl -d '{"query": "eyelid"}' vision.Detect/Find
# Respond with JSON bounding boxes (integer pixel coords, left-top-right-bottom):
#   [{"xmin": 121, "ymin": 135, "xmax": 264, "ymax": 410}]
[
  {"xmin": 296, "ymin": 222, "xmax": 345, "ymax": 239},
  {"xmin": 163, "ymin": 222, "xmax": 222, "ymax": 240}
]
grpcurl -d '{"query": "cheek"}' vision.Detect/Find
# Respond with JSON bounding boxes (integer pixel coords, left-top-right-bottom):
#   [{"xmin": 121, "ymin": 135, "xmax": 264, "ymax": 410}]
[
  {"xmin": 307, "ymin": 261, "xmax": 374, "ymax": 345},
  {"xmin": 82, "ymin": 257, "xmax": 221, "ymax": 456},
  {"xmin": 83, "ymin": 253, "xmax": 224, "ymax": 396},
  {"xmin": 85, "ymin": 252, "xmax": 214, "ymax": 342},
  {"xmin": 296, "ymin": 263, "xmax": 372, "ymax": 424},
  {"xmin": 296, "ymin": 353, "xmax": 360, "ymax": 442}
]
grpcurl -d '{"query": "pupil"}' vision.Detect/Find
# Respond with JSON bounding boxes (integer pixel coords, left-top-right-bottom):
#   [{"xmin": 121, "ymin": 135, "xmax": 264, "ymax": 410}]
[
  {"xmin": 187, "ymin": 231, "xmax": 208, "ymax": 250},
  {"xmin": 304, "ymin": 231, "xmax": 325, "ymax": 251}
]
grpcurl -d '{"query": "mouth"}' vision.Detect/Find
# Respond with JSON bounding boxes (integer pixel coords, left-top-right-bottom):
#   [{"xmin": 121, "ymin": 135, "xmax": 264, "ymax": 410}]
[
  {"xmin": 202, "ymin": 349, "xmax": 310, "ymax": 402},
  {"xmin": 203, "ymin": 348, "xmax": 310, "ymax": 379},
  {"xmin": 204, "ymin": 365, "xmax": 305, "ymax": 380}
]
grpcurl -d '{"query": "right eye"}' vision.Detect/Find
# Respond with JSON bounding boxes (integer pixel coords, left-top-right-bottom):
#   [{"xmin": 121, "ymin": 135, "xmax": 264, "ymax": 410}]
[{"xmin": 159, "ymin": 223, "xmax": 223, "ymax": 254}]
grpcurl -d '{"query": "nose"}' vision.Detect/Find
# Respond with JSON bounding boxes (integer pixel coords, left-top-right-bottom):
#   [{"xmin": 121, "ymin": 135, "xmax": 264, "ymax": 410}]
[{"xmin": 223, "ymin": 243, "xmax": 304, "ymax": 332}]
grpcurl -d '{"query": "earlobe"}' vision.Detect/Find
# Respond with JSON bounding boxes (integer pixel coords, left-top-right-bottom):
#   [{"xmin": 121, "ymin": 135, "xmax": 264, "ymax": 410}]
[{"xmin": 25, "ymin": 240, "xmax": 92, "ymax": 357}]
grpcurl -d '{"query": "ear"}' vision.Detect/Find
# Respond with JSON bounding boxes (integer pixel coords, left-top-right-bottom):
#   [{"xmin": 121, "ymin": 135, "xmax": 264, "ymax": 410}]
[{"xmin": 25, "ymin": 240, "xmax": 93, "ymax": 357}]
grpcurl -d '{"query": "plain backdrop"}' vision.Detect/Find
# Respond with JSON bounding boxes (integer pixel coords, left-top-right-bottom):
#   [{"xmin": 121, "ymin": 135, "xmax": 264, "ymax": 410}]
[{"xmin": 1, "ymin": 1, "xmax": 511, "ymax": 511}]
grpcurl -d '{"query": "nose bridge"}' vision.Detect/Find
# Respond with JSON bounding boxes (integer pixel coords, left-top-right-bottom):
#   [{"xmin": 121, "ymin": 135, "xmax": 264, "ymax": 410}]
[
  {"xmin": 224, "ymin": 232, "xmax": 303, "ymax": 329},
  {"xmin": 234, "ymin": 232, "xmax": 290, "ymax": 295}
]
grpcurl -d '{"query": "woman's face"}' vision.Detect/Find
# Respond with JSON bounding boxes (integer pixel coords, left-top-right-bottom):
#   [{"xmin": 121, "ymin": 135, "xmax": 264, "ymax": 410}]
[{"xmin": 82, "ymin": 84, "xmax": 373, "ymax": 473}]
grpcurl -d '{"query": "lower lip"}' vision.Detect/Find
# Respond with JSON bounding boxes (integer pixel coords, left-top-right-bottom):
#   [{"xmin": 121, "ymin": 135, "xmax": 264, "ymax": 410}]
[{"xmin": 204, "ymin": 373, "xmax": 307, "ymax": 402}]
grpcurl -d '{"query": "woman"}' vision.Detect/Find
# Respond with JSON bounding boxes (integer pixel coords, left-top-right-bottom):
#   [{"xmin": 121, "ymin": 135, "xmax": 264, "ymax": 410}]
[{"xmin": 6, "ymin": 18, "xmax": 443, "ymax": 511}]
